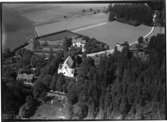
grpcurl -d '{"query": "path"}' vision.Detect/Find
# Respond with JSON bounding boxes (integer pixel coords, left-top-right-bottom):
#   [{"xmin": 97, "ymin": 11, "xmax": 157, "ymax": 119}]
[{"xmin": 143, "ymin": 26, "xmax": 155, "ymax": 38}]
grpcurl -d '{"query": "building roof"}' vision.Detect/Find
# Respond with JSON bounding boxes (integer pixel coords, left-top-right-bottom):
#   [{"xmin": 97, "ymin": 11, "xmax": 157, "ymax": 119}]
[
  {"xmin": 64, "ymin": 56, "xmax": 74, "ymax": 68},
  {"xmin": 17, "ymin": 73, "xmax": 34, "ymax": 80},
  {"xmin": 72, "ymin": 37, "xmax": 86, "ymax": 43}
]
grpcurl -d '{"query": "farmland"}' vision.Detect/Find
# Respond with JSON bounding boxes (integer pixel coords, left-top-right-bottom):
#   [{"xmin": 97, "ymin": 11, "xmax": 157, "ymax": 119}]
[
  {"xmin": 76, "ymin": 21, "xmax": 158, "ymax": 49},
  {"xmin": 3, "ymin": 3, "xmax": 164, "ymax": 51},
  {"xmin": 4, "ymin": 3, "xmax": 161, "ymax": 51},
  {"xmin": 2, "ymin": 6, "xmax": 36, "ymax": 51},
  {"xmin": 2, "ymin": 4, "xmax": 108, "ymax": 51},
  {"xmin": 35, "ymin": 13, "xmax": 108, "ymax": 36},
  {"xmin": 6, "ymin": 4, "xmax": 108, "ymax": 26},
  {"xmin": 77, "ymin": 21, "xmax": 164, "ymax": 49}
]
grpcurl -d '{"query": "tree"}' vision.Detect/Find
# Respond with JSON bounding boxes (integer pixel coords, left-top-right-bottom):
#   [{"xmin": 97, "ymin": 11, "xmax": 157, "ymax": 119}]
[
  {"xmin": 119, "ymin": 97, "xmax": 131, "ymax": 117},
  {"xmin": 138, "ymin": 36, "xmax": 144, "ymax": 44},
  {"xmin": 48, "ymin": 53, "xmax": 63, "ymax": 75},
  {"xmin": 147, "ymin": 34, "xmax": 165, "ymax": 66},
  {"xmin": 64, "ymin": 16, "xmax": 67, "ymax": 19},
  {"xmin": 41, "ymin": 74, "xmax": 52, "ymax": 87},
  {"xmin": 82, "ymin": 9, "xmax": 86, "ymax": 13},
  {"xmin": 85, "ymin": 38, "xmax": 109, "ymax": 53},
  {"xmin": 63, "ymin": 38, "xmax": 72, "ymax": 52},
  {"xmin": 18, "ymin": 95, "xmax": 40, "ymax": 118},
  {"xmin": 33, "ymin": 39, "xmax": 40, "ymax": 50},
  {"xmin": 89, "ymin": 8, "xmax": 93, "ymax": 12},
  {"xmin": 31, "ymin": 55, "xmax": 40, "ymax": 67},
  {"xmin": 40, "ymin": 51, "xmax": 63, "ymax": 75},
  {"xmin": 49, "ymin": 73, "xmax": 58, "ymax": 90},
  {"xmin": 49, "ymin": 47, "xmax": 54, "ymax": 61},
  {"xmin": 2, "ymin": 79, "xmax": 31, "ymax": 119},
  {"xmin": 2, "ymin": 48, "xmax": 13, "ymax": 60},
  {"xmin": 26, "ymin": 95, "xmax": 33, "ymax": 104},
  {"xmin": 77, "ymin": 57, "xmax": 95, "ymax": 79},
  {"xmin": 21, "ymin": 49, "xmax": 33, "ymax": 66},
  {"xmin": 72, "ymin": 102, "xmax": 88, "ymax": 119},
  {"xmin": 33, "ymin": 81, "xmax": 49, "ymax": 99},
  {"xmin": 74, "ymin": 55, "xmax": 82, "ymax": 67},
  {"xmin": 68, "ymin": 47, "xmax": 82, "ymax": 58},
  {"xmin": 56, "ymin": 74, "xmax": 66, "ymax": 92}
]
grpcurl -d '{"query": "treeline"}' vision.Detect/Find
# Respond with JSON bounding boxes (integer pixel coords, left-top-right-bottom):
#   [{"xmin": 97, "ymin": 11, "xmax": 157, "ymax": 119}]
[{"xmin": 108, "ymin": 3, "xmax": 153, "ymax": 26}]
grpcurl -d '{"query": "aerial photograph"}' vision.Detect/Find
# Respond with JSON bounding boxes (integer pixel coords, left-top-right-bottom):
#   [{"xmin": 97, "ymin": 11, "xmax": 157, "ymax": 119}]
[{"xmin": 1, "ymin": 0, "xmax": 166, "ymax": 120}]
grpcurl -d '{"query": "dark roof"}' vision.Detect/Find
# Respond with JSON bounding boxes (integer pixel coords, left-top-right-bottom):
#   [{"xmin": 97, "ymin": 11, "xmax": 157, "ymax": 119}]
[{"xmin": 35, "ymin": 30, "xmax": 82, "ymax": 41}]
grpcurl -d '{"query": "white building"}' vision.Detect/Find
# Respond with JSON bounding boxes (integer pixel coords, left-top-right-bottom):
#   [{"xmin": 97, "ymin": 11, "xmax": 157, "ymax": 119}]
[
  {"xmin": 58, "ymin": 56, "xmax": 75, "ymax": 78},
  {"xmin": 115, "ymin": 43, "xmax": 124, "ymax": 52},
  {"xmin": 72, "ymin": 37, "xmax": 86, "ymax": 52},
  {"xmin": 17, "ymin": 73, "xmax": 34, "ymax": 81},
  {"xmin": 16, "ymin": 69, "xmax": 34, "ymax": 86}
]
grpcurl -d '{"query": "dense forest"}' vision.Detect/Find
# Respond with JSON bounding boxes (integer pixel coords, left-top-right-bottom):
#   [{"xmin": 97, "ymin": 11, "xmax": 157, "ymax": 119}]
[
  {"xmin": 65, "ymin": 33, "xmax": 166, "ymax": 119},
  {"xmin": 108, "ymin": 2, "xmax": 165, "ymax": 27},
  {"xmin": 108, "ymin": 2, "xmax": 166, "ymax": 27},
  {"xmin": 2, "ymin": 33, "xmax": 165, "ymax": 119},
  {"xmin": 108, "ymin": 3, "xmax": 153, "ymax": 26}
]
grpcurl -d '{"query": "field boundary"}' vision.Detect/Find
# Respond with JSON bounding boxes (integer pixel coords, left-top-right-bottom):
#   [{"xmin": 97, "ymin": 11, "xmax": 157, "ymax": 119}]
[{"xmin": 72, "ymin": 22, "xmax": 107, "ymax": 32}]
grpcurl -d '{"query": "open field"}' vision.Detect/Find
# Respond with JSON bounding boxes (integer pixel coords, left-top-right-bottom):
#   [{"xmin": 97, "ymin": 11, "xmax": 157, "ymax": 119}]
[
  {"xmin": 5, "ymin": 4, "xmax": 108, "ymax": 26},
  {"xmin": 2, "ymin": 4, "xmax": 108, "ymax": 51},
  {"xmin": 2, "ymin": 6, "xmax": 36, "ymax": 51},
  {"xmin": 36, "ymin": 13, "xmax": 108, "ymax": 36},
  {"xmin": 76, "ymin": 21, "xmax": 163, "ymax": 49},
  {"xmin": 3, "ymin": 3, "xmax": 163, "ymax": 51}
]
